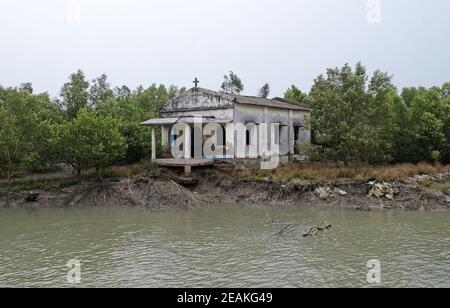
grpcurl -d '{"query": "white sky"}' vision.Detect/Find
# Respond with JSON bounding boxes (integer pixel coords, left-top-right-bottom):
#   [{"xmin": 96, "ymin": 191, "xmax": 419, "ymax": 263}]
[{"xmin": 0, "ymin": 0, "xmax": 449, "ymax": 97}]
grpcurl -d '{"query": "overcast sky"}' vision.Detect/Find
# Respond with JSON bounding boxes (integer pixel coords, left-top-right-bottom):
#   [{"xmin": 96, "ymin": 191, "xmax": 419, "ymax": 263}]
[{"xmin": 1, "ymin": 0, "xmax": 449, "ymax": 98}]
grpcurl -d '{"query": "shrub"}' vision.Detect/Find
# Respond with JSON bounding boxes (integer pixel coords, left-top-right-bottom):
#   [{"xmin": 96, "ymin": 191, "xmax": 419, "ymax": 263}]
[{"xmin": 49, "ymin": 109, "xmax": 127, "ymax": 175}]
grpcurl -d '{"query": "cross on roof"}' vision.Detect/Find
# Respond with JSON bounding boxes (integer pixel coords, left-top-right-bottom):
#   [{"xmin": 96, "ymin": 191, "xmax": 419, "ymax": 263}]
[{"xmin": 193, "ymin": 78, "xmax": 199, "ymax": 88}]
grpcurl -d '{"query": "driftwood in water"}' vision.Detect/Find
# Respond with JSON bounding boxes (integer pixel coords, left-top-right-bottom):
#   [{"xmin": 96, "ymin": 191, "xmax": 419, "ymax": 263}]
[
  {"xmin": 269, "ymin": 220, "xmax": 332, "ymax": 238},
  {"xmin": 271, "ymin": 224, "xmax": 295, "ymax": 237},
  {"xmin": 303, "ymin": 222, "xmax": 332, "ymax": 237}
]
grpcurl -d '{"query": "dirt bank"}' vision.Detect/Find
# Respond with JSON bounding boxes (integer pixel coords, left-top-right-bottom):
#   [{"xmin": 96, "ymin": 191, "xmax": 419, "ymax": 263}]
[
  {"xmin": 194, "ymin": 172, "xmax": 450, "ymax": 211},
  {"xmin": 1, "ymin": 172, "xmax": 449, "ymax": 211},
  {"xmin": 0, "ymin": 177, "xmax": 201, "ymax": 209}
]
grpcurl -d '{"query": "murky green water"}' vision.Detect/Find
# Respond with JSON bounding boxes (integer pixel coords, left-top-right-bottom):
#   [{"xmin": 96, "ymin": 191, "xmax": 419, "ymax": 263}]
[{"xmin": 0, "ymin": 205, "xmax": 449, "ymax": 288}]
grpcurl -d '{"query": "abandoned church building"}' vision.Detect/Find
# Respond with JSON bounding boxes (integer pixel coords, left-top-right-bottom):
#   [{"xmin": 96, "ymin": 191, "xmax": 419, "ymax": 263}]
[{"xmin": 142, "ymin": 82, "xmax": 311, "ymax": 174}]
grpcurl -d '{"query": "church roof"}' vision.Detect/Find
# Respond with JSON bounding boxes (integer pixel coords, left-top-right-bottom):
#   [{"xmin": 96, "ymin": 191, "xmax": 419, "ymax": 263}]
[
  {"xmin": 233, "ymin": 94, "xmax": 311, "ymax": 111},
  {"xmin": 141, "ymin": 116, "xmax": 232, "ymax": 126},
  {"xmin": 161, "ymin": 87, "xmax": 311, "ymax": 112}
]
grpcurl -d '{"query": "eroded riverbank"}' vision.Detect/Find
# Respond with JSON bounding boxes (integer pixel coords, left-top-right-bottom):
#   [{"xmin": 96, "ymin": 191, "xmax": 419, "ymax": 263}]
[{"xmin": 1, "ymin": 171, "xmax": 449, "ymax": 211}]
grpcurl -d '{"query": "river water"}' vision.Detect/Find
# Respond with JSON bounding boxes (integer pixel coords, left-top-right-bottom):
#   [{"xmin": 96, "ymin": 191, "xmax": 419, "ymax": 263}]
[{"xmin": 0, "ymin": 205, "xmax": 448, "ymax": 288}]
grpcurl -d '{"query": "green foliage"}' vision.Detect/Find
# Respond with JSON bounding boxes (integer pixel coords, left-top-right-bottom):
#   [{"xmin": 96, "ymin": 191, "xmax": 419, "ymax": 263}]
[
  {"xmin": 19, "ymin": 82, "xmax": 33, "ymax": 94},
  {"xmin": 134, "ymin": 83, "xmax": 176, "ymax": 114},
  {"xmin": 97, "ymin": 82, "xmax": 182, "ymax": 163},
  {"xmin": 221, "ymin": 71, "xmax": 244, "ymax": 94},
  {"xmin": 284, "ymin": 85, "xmax": 307, "ymax": 103},
  {"xmin": 294, "ymin": 141, "xmax": 322, "ymax": 162},
  {"xmin": 0, "ymin": 87, "xmax": 63, "ymax": 179},
  {"xmin": 387, "ymin": 92, "xmax": 415, "ymax": 163},
  {"xmin": 431, "ymin": 151, "xmax": 441, "ymax": 165},
  {"xmin": 60, "ymin": 70, "xmax": 90, "ymax": 119},
  {"xmin": 49, "ymin": 109, "xmax": 127, "ymax": 175},
  {"xmin": 300, "ymin": 63, "xmax": 449, "ymax": 164},
  {"xmin": 258, "ymin": 83, "xmax": 270, "ymax": 98},
  {"xmin": 395, "ymin": 85, "xmax": 449, "ymax": 163},
  {"xmin": 114, "ymin": 85, "xmax": 131, "ymax": 97},
  {"xmin": 57, "ymin": 70, "xmax": 183, "ymax": 165},
  {"xmin": 89, "ymin": 74, "xmax": 114, "ymax": 107},
  {"xmin": 57, "ymin": 71, "xmax": 183, "ymax": 166},
  {"xmin": 94, "ymin": 98, "xmax": 152, "ymax": 164},
  {"xmin": 309, "ymin": 63, "xmax": 394, "ymax": 163},
  {"xmin": 0, "ymin": 71, "xmax": 182, "ymax": 177}
]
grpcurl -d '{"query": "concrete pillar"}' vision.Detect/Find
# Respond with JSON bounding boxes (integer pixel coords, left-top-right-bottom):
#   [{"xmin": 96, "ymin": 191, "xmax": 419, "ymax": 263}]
[
  {"xmin": 184, "ymin": 125, "xmax": 191, "ymax": 159},
  {"xmin": 161, "ymin": 126, "xmax": 169, "ymax": 158},
  {"xmin": 151, "ymin": 127, "xmax": 156, "ymax": 161},
  {"xmin": 184, "ymin": 165, "xmax": 192, "ymax": 177},
  {"xmin": 161, "ymin": 126, "xmax": 169, "ymax": 147},
  {"xmin": 226, "ymin": 123, "xmax": 236, "ymax": 159},
  {"xmin": 288, "ymin": 110, "xmax": 295, "ymax": 155},
  {"xmin": 263, "ymin": 107, "xmax": 270, "ymax": 154}
]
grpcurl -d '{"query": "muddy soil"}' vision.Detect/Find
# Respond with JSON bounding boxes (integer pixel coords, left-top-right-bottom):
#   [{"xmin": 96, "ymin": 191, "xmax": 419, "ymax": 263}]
[{"xmin": 1, "ymin": 173, "xmax": 449, "ymax": 211}]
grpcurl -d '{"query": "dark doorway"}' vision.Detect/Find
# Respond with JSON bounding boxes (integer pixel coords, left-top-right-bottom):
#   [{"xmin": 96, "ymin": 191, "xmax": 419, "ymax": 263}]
[
  {"xmin": 294, "ymin": 126, "xmax": 302, "ymax": 154},
  {"xmin": 294, "ymin": 126, "xmax": 301, "ymax": 141}
]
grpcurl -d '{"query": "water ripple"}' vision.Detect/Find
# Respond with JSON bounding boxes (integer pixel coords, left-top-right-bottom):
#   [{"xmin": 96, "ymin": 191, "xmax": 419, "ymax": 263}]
[{"xmin": 0, "ymin": 206, "xmax": 449, "ymax": 287}]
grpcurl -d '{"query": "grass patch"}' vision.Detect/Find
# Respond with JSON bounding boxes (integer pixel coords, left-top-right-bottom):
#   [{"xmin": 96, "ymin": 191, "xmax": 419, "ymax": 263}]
[
  {"xmin": 111, "ymin": 162, "xmax": 165, "ymax": 178},
  {"xmin": 3, "ymin": 161, "xmax": 449, "ymax": 190},
  {"xmin": 0, "ymin": 162, "xmax": 168, "ymax": 191},
  {"xmin": 417, "ymin": 179, "xmax": 450, "ymax": 195},
  {"xmin": 0, "ymin": 177, "xmax": 85, "ymax": 191},
  {"xmin": 237, "ymin": 162, "xmax": 450, "ymax": 183}
]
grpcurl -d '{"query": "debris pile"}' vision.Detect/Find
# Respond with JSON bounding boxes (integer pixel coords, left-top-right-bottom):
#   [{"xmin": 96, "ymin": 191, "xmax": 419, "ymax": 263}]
[
  {"xmin": 289, "ymin": 178, "xmax": 316, "ymax": 192},
  {"xmin": 367, "ymin": 181, "xmax": 400, "ymax": 200},
  {"xmin": 314, "ymin": 187, "xmax": 348, "ymax": 200},
  {"xmin": 119, "ymin": 178, "xmax": 201, "ymax": 209}
]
